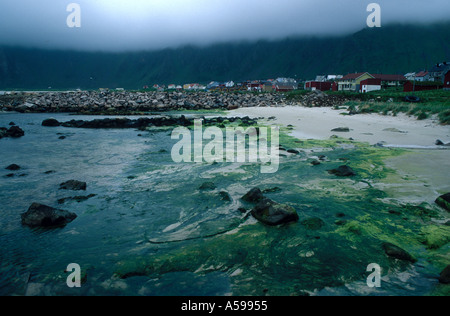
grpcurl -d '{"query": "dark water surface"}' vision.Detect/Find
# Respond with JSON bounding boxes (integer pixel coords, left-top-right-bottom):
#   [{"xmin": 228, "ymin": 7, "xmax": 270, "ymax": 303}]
[{"xmin": 0, "ymin": 113, "xmax": 448, "ymax": 296}]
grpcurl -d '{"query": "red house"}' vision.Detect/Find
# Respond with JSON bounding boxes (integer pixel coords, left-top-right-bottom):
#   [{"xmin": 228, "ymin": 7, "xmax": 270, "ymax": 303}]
[
  {"xmin": 445, "ymin": 71, "xmax": 450, "ymax": 90},
  {"xmin": 304, "ymin": 81, "xmax": 332, "ymax": 91},
  {"xmin": 403, "ymin": 81, "xmax": 443, "ymax": 92},
  {"xmin": 359, "ymin": 78, "xmax": 382, "ymax": 93}
]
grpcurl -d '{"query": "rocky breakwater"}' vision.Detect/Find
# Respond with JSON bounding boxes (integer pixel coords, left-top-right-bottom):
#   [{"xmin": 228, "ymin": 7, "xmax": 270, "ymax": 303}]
[
  {"xmin": 290, "ymin": 90, "xmax": 351, "ymax": 108},
  {"xmin": 1, "ymin": 91, "xmax": 300, "ymax": 114},
  {"xmin": 43, "ymin": 115, "xmax": 259, "ymax": 130}
]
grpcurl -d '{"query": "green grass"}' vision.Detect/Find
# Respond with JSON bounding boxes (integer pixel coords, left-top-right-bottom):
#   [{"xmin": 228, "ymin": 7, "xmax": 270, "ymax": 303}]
[{"xmin": 327, "ymin": 89, "xmax": 450, "ymax": 124}]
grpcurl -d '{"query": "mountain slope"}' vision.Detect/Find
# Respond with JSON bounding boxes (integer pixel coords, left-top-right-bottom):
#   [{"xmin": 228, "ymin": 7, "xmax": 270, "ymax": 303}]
[{"xmin": 0, "ymin": 22, "xmax": 449, "ymax": 90}]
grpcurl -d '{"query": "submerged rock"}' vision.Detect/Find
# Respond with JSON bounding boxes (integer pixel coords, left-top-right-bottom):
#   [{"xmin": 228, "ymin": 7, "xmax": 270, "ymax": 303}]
[
  {"xmin": 382, "ymin": 242, "xmax": 417, "ymax": 263},
  {"xmin": 241, "ymin": 187, "xmax": 264, "ymax": 203},
  {"xmin": 251, "ymin": 198, "xmax": 299, "ymax": 226},
  {"xmin": 328, "ymin": 165, "xmax": 356, "ymax": 177},
  {"xmin": 59, "ymin": 180, "xmax": 87, "ymax": 191},
  {"xmin": 439, "ymin": 265, "xmax": 450, "ymax": 284},
  {"xmin": 5, "ymin": 164, "xmax": 21, "ymax": 171},
  {"xmin": 301, "ymin": 217, "xmax": 325, "ymax": 230},
  {"xmin": 199, "ymin": 182, "xmax": 216, "ymax": 191},
  {"xmin": 58, "ymin": 194, "xmax": 97, "ymax": 204},
  {"xmin": 435, "ymin": 193, "xmax": 450, "ymax": 212},
  {"xmin": 21, "ymin": 203, "xmax": 77, "ymax": 227}
]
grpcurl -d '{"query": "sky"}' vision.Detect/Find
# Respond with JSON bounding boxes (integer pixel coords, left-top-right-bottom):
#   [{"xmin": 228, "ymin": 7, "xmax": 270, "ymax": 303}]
[{"xmin": 0, "ymin": 0, "xmax": 449, "ymax": 52}]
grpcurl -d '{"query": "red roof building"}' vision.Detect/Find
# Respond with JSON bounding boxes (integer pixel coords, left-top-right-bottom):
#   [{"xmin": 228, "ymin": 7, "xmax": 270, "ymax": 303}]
[
  {"xmin": 444, "ymin": 71, "xmax": 450, "ymax": 90},
  {"xmin": 304, "ymin": 81, "xmax": 332, "ymax": 91},
  {"xmin": 403, "ymin": 81, "xmax": 443, "ymax": 92},
  {"xmin": 372, "ymin": 74, "xmax": 407, "ymax": 88},
  {"xmin": 360, "ymin": 78, "xmax": 382, "ymax": 93}
]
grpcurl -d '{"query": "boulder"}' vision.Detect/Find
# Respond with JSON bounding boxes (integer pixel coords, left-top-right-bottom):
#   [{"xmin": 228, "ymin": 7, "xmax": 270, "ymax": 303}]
[
  {"xmin": 382, "ymin": 242, "xmax": 417, "ymax": 263},
  {"xmin": 59, "ymin": 180, "xmax": 87, "ymax": 191},
  {"xmin": 42, "ymin": 118, "xmax": 61, "ymax": 127},
  {"xmin": 328, "ymin": 165, "xmax": 356, "ymax": 177},
  {"xmin": 439, "ymin": 265, "xmax": 450, "ymax": 284},
  {"xmin": 241, "ymin": 187, "xmax": 264, "ymax": 203},
  {"xmin": 21, "ymin": 203, "xmax": 77, "ymax": 227},
  {"xmin": 251, "ymin": 198, "xmax": 299, "ymax": 226},
  {"xmin": 435, "ymin": 193, "xmax": 450, "ymax": 212}
]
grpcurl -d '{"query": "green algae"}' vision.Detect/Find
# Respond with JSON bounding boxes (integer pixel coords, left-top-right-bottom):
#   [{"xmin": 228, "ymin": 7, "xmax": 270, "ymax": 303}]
[
  {"xmin": 113, "ymin": 125, "xmax": 449, "ymax": 295},
  {"xmin": 418, "ymin": 225, "xmax": 450, "ymax": 250}
]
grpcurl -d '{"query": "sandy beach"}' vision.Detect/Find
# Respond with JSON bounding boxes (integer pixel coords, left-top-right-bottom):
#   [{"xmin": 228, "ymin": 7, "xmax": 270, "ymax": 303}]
[
  {"xmin": 230, "ymin": 106, "xmax": 450, "ymax": 148},
  {"xmin": 230, "ymin": 106, "xmax": 450, "ymax": 205}
]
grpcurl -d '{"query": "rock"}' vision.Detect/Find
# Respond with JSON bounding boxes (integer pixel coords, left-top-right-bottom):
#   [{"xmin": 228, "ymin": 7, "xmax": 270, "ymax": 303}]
[
  {"xmin": 287, "ymin": 149, "xmax": 300, "ymax": 154},
  {"xmin": 435, "ymin": 139, "xmax": 444, "ymax": 146},
  {"xmin": 251, "ymin": 198, "xmax": 299, "ymax": 226},
  {"xmin": 311, "ymin": 160, "xmax": 321, "ymax": 166},
  {"xmin": 439, "ymin": 265, "xmax": 450, "ymax": 284},
  {"xmin": 58, "ymin": 194, "xmax": 97, "ymax": 204},
  {"xmin": 5, "ymin": 164, "xmax": 21, "ymax": 171},
  {"xmin": 383, "ymin": 128, "xmax": 407, "ymax": 134},
  {"xmin": 199, "ymin": 182, "xmax": 216, "ymax": 191},
  {"xmin": 42, "ymin": 118, "xmax": 61, "ymax": 127},
  {"xmin": 435, "ymin": 193, "xmax": 450, "ymax": 212},
  {"xmin": 301, "ymin": 217, "xmax": 325, "ymax": 230},
  {"xmin": 331, "ymin": 127, "xmax": 350, "ymax": 132},
  {"xmin": 21, "ymin": 203, "xmax": 77, "ymax": 227},
  {"xmin": 219, "ymin": 191, "xmax": 232, "ymax": 202},
  {"xmin": 382, "ymin": 242, "xmax": 417, "ymax": 263},
  {"xmin": 241, "ymin": 187, "xmax": 264, "ymax": 203},
  {"xmin": 262, "ymin": 187, "xmax": 282, "ymax": 194},
  {"xmin": 59, "ymin": 180, "xmax": 87, "ymax": 191},
  {"xmin": 9, "ymin": 122, "xmax": 15, "ymax": 126},
  {"xmin": 6, "ymin": 126, "xmax": 25, "ymax": 138},
  {"xmin": 328, "ymin": 165, "xmax": 356, "ymax": 177}
]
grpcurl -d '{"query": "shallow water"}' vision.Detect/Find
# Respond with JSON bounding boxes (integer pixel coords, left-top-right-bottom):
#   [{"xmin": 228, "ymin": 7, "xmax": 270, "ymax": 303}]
[{"xmin": 0, "ymin": 113, "xmax": 448, "ymax": 296}]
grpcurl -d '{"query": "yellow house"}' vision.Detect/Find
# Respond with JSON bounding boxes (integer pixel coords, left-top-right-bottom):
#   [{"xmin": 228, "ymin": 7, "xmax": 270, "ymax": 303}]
[{"xmin": 338, "ymin": 72, "xmax": 374, "ymax": 91}]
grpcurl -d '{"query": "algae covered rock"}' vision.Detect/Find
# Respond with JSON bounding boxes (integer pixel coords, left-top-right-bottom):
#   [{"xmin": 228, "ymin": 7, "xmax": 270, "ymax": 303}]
[
  {"xmin": 435, "ymin": 193, "xmax": 450, "ymax": 212},
  {"xmin": 301, "ymin": 217, "xmax": 325, "ymax": 230},
  {"xmin": 251, "ymin": 198, "xmax": 299, "ymax": 226},
  {"xmin": 199, "ymin": 182, "xmax": 216, "ymax": 191},
  {"xmin": 21, "ymin": 203, "xmax": 77, "ymax": 227},
  {"xmin": 439, "ymin": 265, "xmax": 450, "ymax": 284},
  {"xmin": 328, "ymin": 165, "xmax": 356, "ymax": 177},
  {"xmin": 241, "ymin": 187, "xmax": 264, "ymax": 203},
  {"xmin": 382, "ymin": 242, "xmax": 417, "ymax": 263}
]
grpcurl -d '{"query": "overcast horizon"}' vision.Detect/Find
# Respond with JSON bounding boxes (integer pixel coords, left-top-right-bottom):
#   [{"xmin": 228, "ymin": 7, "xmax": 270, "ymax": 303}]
[{"xmin": 1, "ymin": 0, "xmax": 449, "ymax": 52}]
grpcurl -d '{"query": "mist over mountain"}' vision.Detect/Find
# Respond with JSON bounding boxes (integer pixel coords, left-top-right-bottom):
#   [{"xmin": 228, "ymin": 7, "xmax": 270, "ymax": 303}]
[{"xmin": 1, "ymin": 23, "xmax": 449, "ymax": 90}]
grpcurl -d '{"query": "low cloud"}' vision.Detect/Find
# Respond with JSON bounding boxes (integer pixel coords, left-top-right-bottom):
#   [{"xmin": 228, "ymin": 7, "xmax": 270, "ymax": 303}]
[{"xmin": 0, "ymin": 0, "xmax": 449, "ymax": 51}]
